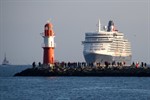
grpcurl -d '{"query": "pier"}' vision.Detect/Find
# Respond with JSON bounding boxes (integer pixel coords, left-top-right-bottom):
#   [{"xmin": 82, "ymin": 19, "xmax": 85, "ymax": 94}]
[{"xmin": 14, "ymin": 62, "xmax": 150, "ymax": 77}]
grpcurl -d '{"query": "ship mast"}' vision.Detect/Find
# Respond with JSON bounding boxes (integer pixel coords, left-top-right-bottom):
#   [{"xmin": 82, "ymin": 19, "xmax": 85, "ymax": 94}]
[
  {"xmin": 4, "ymin": 53, "xmax": 7, "ymax": 62},
  {"xmin": 98, "ymin": 19, "xmax": 101, "ymax": 33}
]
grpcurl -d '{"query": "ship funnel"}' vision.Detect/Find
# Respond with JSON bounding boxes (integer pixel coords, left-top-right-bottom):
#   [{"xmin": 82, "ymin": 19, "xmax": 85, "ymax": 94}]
[{"xmin": 107, "ymin": 20, "xmax": 114, "ymax": 32}]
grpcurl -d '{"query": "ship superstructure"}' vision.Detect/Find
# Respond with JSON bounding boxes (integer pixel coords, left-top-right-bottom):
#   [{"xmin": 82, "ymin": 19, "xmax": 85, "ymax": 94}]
[{"xmin": 82, "ymin": 19, "xmax": 132, "ymax": 65}]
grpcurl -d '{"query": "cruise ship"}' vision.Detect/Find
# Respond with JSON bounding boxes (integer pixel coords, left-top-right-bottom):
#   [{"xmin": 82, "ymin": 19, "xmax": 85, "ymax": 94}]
[{"xmin": 82, "ymin": 19, "xmax": 132, "ymax": 66}]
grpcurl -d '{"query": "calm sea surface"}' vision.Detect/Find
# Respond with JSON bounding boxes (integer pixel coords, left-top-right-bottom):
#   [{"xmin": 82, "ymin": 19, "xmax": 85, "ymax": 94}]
[{"xmin": 0, "ymin": 65, "xmax": 150, "ymax": 100}]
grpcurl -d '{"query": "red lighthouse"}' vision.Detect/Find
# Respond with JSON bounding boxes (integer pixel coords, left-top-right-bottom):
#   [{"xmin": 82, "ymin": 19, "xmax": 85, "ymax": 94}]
[{"xmin": 42, "ymin": 20, "xmax": 55, "ymax": 65}]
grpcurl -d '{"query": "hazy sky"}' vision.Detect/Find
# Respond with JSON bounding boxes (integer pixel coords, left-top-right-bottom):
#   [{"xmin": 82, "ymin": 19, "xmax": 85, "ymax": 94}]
[{"xmin": 0, "ymin": 0, "xmax": 149, "ymax": 64}]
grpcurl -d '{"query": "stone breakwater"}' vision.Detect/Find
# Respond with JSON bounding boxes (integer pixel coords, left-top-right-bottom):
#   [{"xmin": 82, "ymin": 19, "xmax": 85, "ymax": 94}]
[{"xmin": 14, "ymin": 65, "xmax": 150, "ymax": 77}]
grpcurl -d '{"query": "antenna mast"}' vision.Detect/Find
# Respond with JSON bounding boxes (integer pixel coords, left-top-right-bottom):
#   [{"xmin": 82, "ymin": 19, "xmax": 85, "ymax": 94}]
[{"xmin": 98, "ymin": 19, "xmax": 101, "ymax": 32}]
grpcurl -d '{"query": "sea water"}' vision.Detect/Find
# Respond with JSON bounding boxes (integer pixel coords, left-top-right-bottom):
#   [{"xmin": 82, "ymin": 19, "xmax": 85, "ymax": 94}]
[{"xmin": 0, "ymin": 65, "xmax": 150, "ymax": 100}]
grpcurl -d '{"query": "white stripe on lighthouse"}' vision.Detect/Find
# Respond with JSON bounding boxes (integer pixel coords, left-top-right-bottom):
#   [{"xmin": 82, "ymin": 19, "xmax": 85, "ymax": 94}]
[{"xmin": 44, "ymin": 36, "xmax": 55, "ymax": 47}]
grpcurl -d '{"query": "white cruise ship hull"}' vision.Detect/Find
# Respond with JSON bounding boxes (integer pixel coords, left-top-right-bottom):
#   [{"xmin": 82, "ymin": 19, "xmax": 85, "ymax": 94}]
[
  {"xmin": 83, "ymin": 52, "xmax": 132, "ymax": 66},
  {"xmin": 82, "ymin": 20, "xmax": 132, "ymax": 66}
]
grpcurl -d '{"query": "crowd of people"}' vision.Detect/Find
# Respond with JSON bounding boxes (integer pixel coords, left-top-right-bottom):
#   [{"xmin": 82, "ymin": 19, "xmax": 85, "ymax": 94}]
[
  {"xmin": 32, "ymin": 61, "xmax": 147, "ymax": 69},
  {"xmin": 132, "ymin": 62, "xmax": 147, "ymax": 68},
  {"xmin": 26, "ymin": 61, "xmax": 149, "ymax": 77}
]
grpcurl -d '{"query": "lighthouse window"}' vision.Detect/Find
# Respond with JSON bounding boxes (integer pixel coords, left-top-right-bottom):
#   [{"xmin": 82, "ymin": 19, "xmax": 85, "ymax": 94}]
[{"xmin": 45, "ymin": 27, "xmax": 48, "ymax": 30}]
